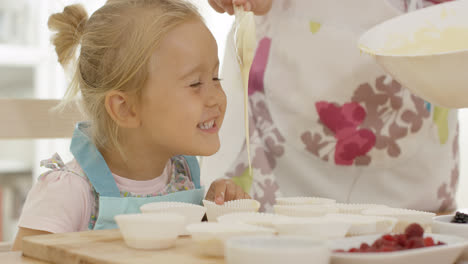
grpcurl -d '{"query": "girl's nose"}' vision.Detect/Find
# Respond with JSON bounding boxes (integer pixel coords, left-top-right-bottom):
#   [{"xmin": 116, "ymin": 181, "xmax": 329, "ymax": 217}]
[{"xmin": 205, "ymin": 82, "xmax": 227, "ymax": 108}]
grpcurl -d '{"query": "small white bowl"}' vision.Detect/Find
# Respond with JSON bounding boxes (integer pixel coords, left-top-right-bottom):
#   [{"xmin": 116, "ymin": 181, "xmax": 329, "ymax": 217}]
[
  {"xmin": 358, "ymin": 0, "xmax": 468, "ymax": 108},
  {"xmin": 274, "ymin": 204, "xmax": 339, "ymax": 217},
  {"xmin": 115, "ymin": 213, "xmax": 185, "ymax": 250},
  {"xmin": 217, "ymin": 212, "xmax": 290, "ymax": 229},
  {"xmin": 433, "ymin": 215, "xmax": 468, "ymax": 237},
  {"xmin": 186, "ymin": 222, "xmax": 275, "ymax": 257},
  {"xmin": 273, "ymin": 217, "xmax": 351, "ymax": 239},
  {"xmin": 225, "ymin": 236, "xmax": 331, "ymax": 264},
  {"xmin": 275, "ymin": 197, "xmax": 336, "ymax": 206},
  {"xmin": 433, "ymin": 214, "xmax": 468, "ymax": 260},
  {"xmin": 140, "ymin": 202, "xmax": 206, "ymax": 235},
  {"xmin": 203, "ymin": 199, "xmax": 260, "ymax": 222}
]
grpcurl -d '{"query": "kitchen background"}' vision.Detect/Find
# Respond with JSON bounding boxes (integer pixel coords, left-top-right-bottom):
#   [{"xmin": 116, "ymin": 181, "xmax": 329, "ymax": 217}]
[{"xmin": 0, "ymin": 0, "xmax": 466, "ymax": 243}]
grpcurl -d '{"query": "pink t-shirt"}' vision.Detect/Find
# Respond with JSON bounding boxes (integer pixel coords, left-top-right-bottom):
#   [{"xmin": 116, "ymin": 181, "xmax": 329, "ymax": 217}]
[{"xmin": 18, "ymin": 159, "xmax": 171, "ymax": 233}]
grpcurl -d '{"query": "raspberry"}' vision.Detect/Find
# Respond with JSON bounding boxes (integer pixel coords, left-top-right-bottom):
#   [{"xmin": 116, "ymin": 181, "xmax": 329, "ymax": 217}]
[
  {"xmin": 405, "ymin": 223, "xmax": 424, "ymax": 238},
  {"xmin": 372, "ymin": 238, "xmax": 384, "ymax": 249},
  {"xmin": 380, "ymin": 246, "xmax": 395, "ymax": 252},
  {"xmin": 407, "ymin": 237, "xmax": 424, "ymax": 249},
  {"xmin": 395, "ymin": 234, "xmax": 408, "ymax": 247},
  {"xmin": 424, "ymin": 237, "xmax": 435, "ymax": 247},
  {"xmin": 360, "ymin": 243, "xmax": 370, "ymax": 251},
  {"xmin": 382, "ymin": 234, "xmax": 395, "ymax": 242}
]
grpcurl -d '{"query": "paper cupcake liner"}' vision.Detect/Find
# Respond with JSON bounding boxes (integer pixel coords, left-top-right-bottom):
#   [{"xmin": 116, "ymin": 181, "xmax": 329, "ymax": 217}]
[
  {"xmin": 140, "ymin": 202, "xmax": 206, "ymax": 235},
  {"xmin": 217, "ymin": 212, "xmax": 290, "ymax": 229},
  {"xmin": 203, "ymin": 199, "xmax": 261, "ymax": 222},
  {"xmin": 274, "ymin": 204, "xmax": 339, "ymax": 218},
  {"xmin": 361, "ymin": 207, "xmax": 435, "ymax": 233},
  {"xmin": 272, "ymin": 216, "xmax": 351, "ymax": 239},
  {"xmin": 275, "ymin": 197, "xmax": 336, "ymax": 206},
  {"xmin": 324, "ymin": 214, "xmax": 396, "ymax": 236},
  {"xmin": 186, "ymin": 222, "xmax": 275, "ymax": 257},
  {"xmin": 333, "ymin": 203, "xmax": 389, "ymax": 215},
  {"xmin": 115, "ymin": 213, "xmax": 185, "ymax": 249}
]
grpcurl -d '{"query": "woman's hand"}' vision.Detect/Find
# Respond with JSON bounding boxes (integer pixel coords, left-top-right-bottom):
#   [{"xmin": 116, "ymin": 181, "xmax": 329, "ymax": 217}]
[
  {"xmin": 208, "ymin": 0, "xmax": 273, "ymax": 15},
  {"xmin": 205, "ymin": 179, "xmax": 251, "ymax": 205}
]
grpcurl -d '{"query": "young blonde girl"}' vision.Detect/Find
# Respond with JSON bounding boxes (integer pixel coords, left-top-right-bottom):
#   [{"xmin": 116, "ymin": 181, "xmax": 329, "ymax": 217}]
[{"xmin": 13, "ymin": 0, "xmax": 248, "ymax": 251}]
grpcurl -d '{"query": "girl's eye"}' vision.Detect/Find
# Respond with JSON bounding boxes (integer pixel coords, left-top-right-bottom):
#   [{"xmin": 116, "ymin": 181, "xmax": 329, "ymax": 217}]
[
  {"xmin": 213, "ymin": 77, "xmax": 222, "ymax": 82},
  {"xmin": 190, "ymin": 82, "xmax": 202, "ymax": 87}
]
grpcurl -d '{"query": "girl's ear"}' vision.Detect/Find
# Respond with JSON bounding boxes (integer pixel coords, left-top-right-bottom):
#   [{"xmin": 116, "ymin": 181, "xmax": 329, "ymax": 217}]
[{"xmin": 104, "ymin": 91, "xmax": 141, "ymax": 128}]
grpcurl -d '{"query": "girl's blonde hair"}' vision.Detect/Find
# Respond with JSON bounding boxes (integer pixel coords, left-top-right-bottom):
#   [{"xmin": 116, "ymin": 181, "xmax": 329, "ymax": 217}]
[{"xmin": 48, "ymin": 0, "xmax": 201, "ymax": 155}]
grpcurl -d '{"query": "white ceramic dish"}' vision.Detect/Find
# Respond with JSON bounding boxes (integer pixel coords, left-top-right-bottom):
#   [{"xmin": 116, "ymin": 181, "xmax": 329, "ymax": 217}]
[
  {"xmin": 140, "ymin": 202, "xmax": 206, "ymax": 235},
  {"xmin": 186, "ymin": 222, "xmax": 275, "ymax": 257},
  {"xmin": 330, "ymin": 233, "xmax": 468, "ymax": 264},
  {"xmin": 225, "ymin": 236, "xmax": 331, "ymax": 264},
  {"xmin": 273, "ymin": 216, "xmax": 351, "ymax": 239},
  {"xmin": 275, "ymin": 197, "xmax": 336, "ymax": 206},
  {"xmin": 203, "ymin": 199, "xmax": 261, "ymax": 222},
  {"xmin": 114, "ymin": 213, "xmax": 185, "ymax": 250},
  {"xmin": 217, "ymin": 212, "xmax": 290, "ymax": 229},
  {"xmin": 358, "ymin": 0, "xmax": 468, "ymax": 108}
]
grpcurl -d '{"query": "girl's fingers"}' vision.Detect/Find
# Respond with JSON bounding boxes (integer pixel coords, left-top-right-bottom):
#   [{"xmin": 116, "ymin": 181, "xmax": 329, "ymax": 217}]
[
  {"xmin": 213, "ymin": 180, "xmax": 227, "ymax": 205},
  {"xmin": 235, "ymin": 185, "xmax": 245, "ymax": 200},
  {"xmin": 224, "ymin": 181, "xmax": 238, "ymax": 201}
]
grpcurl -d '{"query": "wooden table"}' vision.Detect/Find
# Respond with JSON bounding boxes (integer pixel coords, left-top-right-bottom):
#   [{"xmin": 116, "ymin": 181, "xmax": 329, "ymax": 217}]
[
  {"xmin": 3, "ymin": 229, "xmax": 225, "ymax": 264},
  {"xmin": 0, "ymin": 251, "xmax": 49, "ymax": 264}
]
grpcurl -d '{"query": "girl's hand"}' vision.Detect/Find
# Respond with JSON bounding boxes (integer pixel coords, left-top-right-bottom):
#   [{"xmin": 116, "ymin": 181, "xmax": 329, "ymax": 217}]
[
  {"xmin": 205, "ymin": 179, "xmax": 251, "ymax": 205},
  {"xmin": 208, "ymin": 0, "xmax": 273, "ymax": 15}
]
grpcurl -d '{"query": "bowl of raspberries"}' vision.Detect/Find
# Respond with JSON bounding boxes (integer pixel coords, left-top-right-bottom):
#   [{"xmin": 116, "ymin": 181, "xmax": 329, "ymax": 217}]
[{"xmin": 331, "ymin": 223, "xmax": 468, "ymax": 264}]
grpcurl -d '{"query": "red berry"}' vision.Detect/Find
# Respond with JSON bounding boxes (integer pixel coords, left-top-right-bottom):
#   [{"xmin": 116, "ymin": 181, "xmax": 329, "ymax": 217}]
[
  {"xmin": 372, "ymin": 238, "xmax": 384, "ymax": 249},
  {"xmin": 381, "ymin": 246, "xmax": 395, "ymax": 252},
  {"xmin": 382, "ymin": 234, "xmax": 395, "ymax": 241},
  {"xmin": 349, "ymin": 248, "xmax": 359, "ymax": 252},
  {"xmin": 395, "ymin": 234, "xmax": 408, "ymax": 247},
  {"xmin": 407, "ymin": 237, "xmax": 424, "ymax": 249},
  {"xmin": 424, "ymin": 237, "xmax": 435, "ymax": 247},
  {"xmin": 405, "ymin": 223, "xmax": 424, "ymax": 238},
  {"xmin": 360, "ymin": 243, "xmax": 370, "ymax": 251}
]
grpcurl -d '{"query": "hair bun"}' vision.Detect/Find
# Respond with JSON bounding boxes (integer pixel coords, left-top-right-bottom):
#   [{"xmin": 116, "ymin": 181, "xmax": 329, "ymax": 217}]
[{"xmin": 48, "ymin": 4, "xmax": 88, "ymax": 66}]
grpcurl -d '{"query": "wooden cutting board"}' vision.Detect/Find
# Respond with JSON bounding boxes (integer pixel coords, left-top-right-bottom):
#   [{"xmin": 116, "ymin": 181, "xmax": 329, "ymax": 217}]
[{"xmin": 22, "ymin": 229, "xmax": 225, "ymax": 264}]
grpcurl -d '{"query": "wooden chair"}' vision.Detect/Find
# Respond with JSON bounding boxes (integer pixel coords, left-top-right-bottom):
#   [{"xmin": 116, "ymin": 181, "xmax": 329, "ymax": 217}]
[
  {"xmin": 0, "ymin": 98, "xmax": 83, "ymax": 251},
  {"xmin": 0, "ymin": 98, "xmax": 83, "ymax": 139}
]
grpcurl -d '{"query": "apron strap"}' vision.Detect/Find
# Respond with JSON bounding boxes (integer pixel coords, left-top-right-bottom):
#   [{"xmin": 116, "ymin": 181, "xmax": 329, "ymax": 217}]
[
  {"xmin": 70, "ymin": 122, "xmax": 121, "ymax": 197},
  {"xmin": 183, "ymin": 155, "xmax": 201, "ymax": 189}
]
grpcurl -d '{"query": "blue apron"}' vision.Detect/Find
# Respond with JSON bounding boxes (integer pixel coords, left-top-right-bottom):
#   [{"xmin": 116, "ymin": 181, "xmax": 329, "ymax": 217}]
[{"xmin": 70, "ymin": 122, "xmax": 205, "ymax": 230}]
